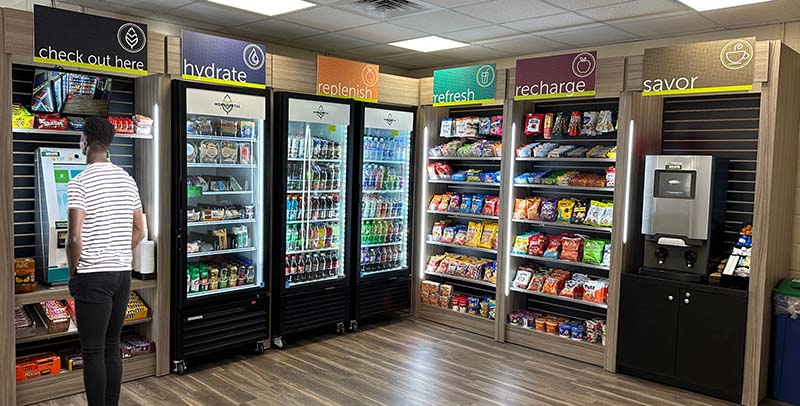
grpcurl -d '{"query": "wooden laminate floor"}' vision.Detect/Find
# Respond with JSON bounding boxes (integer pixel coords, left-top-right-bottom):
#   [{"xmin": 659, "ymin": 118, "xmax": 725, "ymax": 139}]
[{"xmin": 32, "ymin": 318, "xmax": 737, "ymax": 406}]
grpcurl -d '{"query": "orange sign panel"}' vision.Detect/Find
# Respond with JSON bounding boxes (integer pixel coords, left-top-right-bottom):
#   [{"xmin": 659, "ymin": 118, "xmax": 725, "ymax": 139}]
[{"xmin": 317, "ymin": 55, "xmax": 379, "ymax": 103}]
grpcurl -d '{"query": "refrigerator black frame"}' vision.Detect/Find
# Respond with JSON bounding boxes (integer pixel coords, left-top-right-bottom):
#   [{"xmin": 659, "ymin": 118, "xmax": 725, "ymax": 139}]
[
  {"xmin": 271, "ymin": 92, "xmax": 356, "ymax": 337},
  {"xmin": 170, "ymin": 80, "xmax": 271, "ymax": 364}
]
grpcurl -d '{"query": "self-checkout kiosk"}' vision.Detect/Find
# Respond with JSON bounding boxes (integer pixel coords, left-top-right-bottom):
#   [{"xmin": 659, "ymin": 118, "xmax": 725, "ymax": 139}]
[
  {"xmin": 34, "ymin": 147, "xmax": 86, "ymax": 285},
  {"xmin": 640, "ymin": 155, "xmax": 727, "ymax": 282}
]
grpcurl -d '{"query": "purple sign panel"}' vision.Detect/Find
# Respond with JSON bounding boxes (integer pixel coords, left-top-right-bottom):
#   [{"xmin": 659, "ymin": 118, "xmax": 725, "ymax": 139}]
[{"xmin": 514, "ymin": 51, "xmax": 597, "ymax": 101}]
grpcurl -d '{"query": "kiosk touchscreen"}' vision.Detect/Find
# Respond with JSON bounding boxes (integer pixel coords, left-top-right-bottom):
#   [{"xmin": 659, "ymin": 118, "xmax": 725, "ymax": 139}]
[{"xmin": 34, "ymin": 147, "xmax": 86, "ymax": 285}]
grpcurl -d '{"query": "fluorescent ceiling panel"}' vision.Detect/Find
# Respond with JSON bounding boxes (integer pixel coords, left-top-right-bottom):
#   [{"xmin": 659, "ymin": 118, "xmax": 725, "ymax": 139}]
[
  {"xmin": 389, "ymin": 36, "xmax": 468, "ymax": 52},
  {"xmin": 208, "ymin": 0, "xmax": 316, "ymax": 16},
  {"xmin": 676, "ymin": 0, "xmax": 774, "ymax": 11}
]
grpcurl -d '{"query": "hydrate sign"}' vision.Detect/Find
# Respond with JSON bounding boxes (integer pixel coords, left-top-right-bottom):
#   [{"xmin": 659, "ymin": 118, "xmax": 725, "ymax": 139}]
[
  {"xmin": 433, "ymin": 64, "xmax": 496, "ymax": 107},
  {"xmin": 514, "ymin": 51, "xmax": 597, "ymax": 101},
  {"xmin": 181, "ymin": 31, "xmax": 267, "ymax": 89}
]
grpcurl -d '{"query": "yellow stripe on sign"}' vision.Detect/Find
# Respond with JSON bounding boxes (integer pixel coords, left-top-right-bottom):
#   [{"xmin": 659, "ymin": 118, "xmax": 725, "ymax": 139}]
[
  {"xmin": 432, "ymin": 98, "xmax": 495, "ymax": 107},
  {"xmin": 642, "ymin": 84, "xmax": 753, "ymax": 96},
  {"xmin": 182, "ymin": 74, "xmax": 266, "ymax": 89},
  {"xmin": 34, "ymin": 57, "xmax": 148, "ymax": 75},
  {"xmin": 316, "ymin": 92, "xmax": 378, "ymax": 103},
  {"xmin": 514, "ymin": 90, "xmax": 597, "ymax": 101}
]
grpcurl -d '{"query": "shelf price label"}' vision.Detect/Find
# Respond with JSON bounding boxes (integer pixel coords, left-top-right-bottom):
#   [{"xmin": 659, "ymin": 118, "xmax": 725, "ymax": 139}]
[{"xmin": 328, "ymin": 125, "xmax": 337, "ymax": 133}]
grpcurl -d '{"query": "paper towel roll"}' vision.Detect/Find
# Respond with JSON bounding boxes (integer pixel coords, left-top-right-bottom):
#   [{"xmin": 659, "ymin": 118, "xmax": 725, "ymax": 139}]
[{"xmin": 134, "ymin": 240, "xmax": 156, "ymax": 275}]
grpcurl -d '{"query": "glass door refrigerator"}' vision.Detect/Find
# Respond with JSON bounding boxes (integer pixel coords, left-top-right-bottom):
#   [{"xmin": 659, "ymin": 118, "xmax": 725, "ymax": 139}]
[
  {"xmin": 170, "ymin": 81, "xmax": 269, "ymax": 374},
  {"xmin": 350, "ymin": 103, "xmax": 416, "ymax": 330},
  {"xmin": 272, "ymin": 93, "xmax": 354, "ymax": 348}
]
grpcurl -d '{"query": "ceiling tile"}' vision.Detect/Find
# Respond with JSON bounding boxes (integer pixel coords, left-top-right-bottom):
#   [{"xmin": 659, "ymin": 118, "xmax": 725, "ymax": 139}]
[
  {"xmin": 701, "ymin": 0, "xmax": 800, "ymax": 28},
  {"xmin": 577, "ymin": 0, "xmax": 685, "ymax": 21},
  {"xmin": 103, "ymin": 0, "xmax": 193, "ymax": 13},
  {"xmin": 380, "ymin": 53, "xmax": 456, "ymax": 69},
  {"xmin": 611, "ymin": 11, "xmax": 719, "ymax": 37},
  {"xmin": 149, "ymin": 13, "xmax": 223, "ymax": 31},
  {"xmin": 432, "ymin": 45, "xmax": 510, "ymax": 61},
  {"xmin": 57, "ymin": 0, "xmax": 156, "ymax": 17},
  {"xmin": 391, "ymin": 9, "xmax": 489, "ymax": 34},
  {"xmin": 538, "ymin": 23, "xmax": 638, "ymax": 46},
  {"xmin": 287, "ymin": 33, "xmax": 375, "ymax": 52},
  {"xmin": 421, "ymin": 0, "xmax": 492, "ymax": 7},
  {"xmin": 539, "ymin": 0, "xmax": 630, "ymax": 10},
  {"xmin": 340, "ymin": 44, "xmax": 415, "ymax": 59},
  {"xmin": 440, "ymin": 24, "xmax": 522, "ymax": 43},
  {"xmin": 235, "ymin": 19, "xmax": 325, "ymax": 40},
  {"xmin": 337, "ymin": 23, "xmax": 425, "ymax": 43},
  {"xmin": 502, "ymin": 11, "xmax": 594, "ymax": 33},
  {"xmin": 480, "ymin": 34, "xmax": 566, "ymax": 53},
  {"xmin": 278, "ymin": 6, "xmax": 377, "ymax": 31},
  {"xmin": 454, "ymin": 0, "xmax": 564, "ymax": 24},
  {"xmin": 165, "ymin": 2, "xmax": 265, "ymax": 27}
]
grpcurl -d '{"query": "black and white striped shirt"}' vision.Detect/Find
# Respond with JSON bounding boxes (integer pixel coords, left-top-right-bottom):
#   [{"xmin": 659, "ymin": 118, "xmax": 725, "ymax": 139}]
[{"xmin": 67, "ymin": 162, "xmax": 142, "ymax": 273}]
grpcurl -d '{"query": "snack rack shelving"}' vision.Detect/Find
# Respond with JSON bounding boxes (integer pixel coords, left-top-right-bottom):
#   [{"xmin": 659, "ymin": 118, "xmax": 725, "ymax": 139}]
[
  {"xmin": 501, "ymin": 97, "xmax": 627, "ymax": 368},
  {"xmin": 415, "ymin": 104, "xmax": 505, "ymax": 338}
]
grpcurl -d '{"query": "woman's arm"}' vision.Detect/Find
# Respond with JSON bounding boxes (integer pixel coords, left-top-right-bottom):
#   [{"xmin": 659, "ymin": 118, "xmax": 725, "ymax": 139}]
[
  {"xmin": 132, "ymin": 209, "xmax": 145, "ymax": 250},
  {"xmin": 66, "ymin": 208, "xmax": 85, "ymax": 277}
]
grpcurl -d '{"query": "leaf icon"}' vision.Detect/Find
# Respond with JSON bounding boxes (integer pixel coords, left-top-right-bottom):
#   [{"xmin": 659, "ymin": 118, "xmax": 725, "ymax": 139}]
[{"xmin": 125, "ymin": 27, "xmax": 139, "ymax": 49}]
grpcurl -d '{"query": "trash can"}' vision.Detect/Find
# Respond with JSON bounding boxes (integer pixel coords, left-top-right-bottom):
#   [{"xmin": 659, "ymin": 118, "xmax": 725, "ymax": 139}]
[{"xmin": 772, "ymin": 279, "xmax": 800, "ymax": 405}]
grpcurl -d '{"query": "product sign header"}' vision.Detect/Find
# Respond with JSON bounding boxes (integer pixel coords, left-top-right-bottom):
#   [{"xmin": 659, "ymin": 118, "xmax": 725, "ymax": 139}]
[
  {"xmin": 316, "ymin": 56, "xmax": 379, "ymax": 103},
  {"xmin": 34, "ymin": 5, "xmax": 148, "ymax": 75},
  {"xmin": 186, "ymin": 88, "xmax": 266, "ymax": 120},
  {"xmin": 181, "ymin": 31, "xmax": 267, "ymax": 89},
  {"xmin": 288, "ymin": 98, "xmax": 351, "ymax": 126},
  {"xmin": 514, "ymin": 51, "xmax": 597, "ymax": 101},
  {"xmin": 364, "ymin": 108, "xmax": 413, "ymax": 132},
  {"xmin": 642, "ymin": 37, "xmax": 755, "ymax": 96},
  {"xmin": 433, "ymin": 64, "xmax": 496, "ymax": 107}
]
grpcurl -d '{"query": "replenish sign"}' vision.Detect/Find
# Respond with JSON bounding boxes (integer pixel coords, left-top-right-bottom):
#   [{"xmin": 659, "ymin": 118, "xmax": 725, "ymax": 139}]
[
  {"xmin": 33, "ymin": 5, "xmax": 148, "ymax": 75},
  {"xmin": 316, "ymin": 56, "xmax": 379, "ymax": 103},
  {"xmin": 182, "ymin": 31, "xmax": 267, "ymax": 89},
  {"xmin": 642, "ymin": 37, "xmax": 755, "ymax": 96},
  {"xmin": 514, "ymin": 51, "xmax": 597, "ymax": 101},
  {"xmin": 432, "ymin": 64, "xmax": 496, "ymax": 107}
]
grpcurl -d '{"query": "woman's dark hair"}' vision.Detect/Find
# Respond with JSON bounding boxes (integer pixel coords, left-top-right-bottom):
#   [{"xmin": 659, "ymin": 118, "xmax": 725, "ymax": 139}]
[{"xmin": 83, "ymin": 117, "xmax": 115, "ymax": 147}]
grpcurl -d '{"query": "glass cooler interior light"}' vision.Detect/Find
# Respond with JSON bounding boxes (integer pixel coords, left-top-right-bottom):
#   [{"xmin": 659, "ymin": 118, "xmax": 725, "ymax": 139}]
[
  {"xmin": 284, "ymin": 100, "xmax": 349, "ymax": 288},
  {"xmin": 359, "ymin": 107, "xmax": 414, "ymax": 277},
  {"xmin": 184, "ymin": 89, "xmax": 265, "ymax": 299}
]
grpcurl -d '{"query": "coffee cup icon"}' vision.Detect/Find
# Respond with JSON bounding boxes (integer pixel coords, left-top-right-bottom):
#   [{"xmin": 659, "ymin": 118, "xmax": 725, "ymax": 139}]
[
  {"xmin": 720, "ymin": 39, "xmax": 753, "ymax": 70},
  {"xmin": 726, "ymin": 43, "xmax": 749, "ymax": 65}
]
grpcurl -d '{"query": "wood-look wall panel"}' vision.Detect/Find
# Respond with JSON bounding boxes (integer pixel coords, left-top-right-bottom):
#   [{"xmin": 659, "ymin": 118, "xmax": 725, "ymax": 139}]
[
  {"xmin": 271, "ymin": 54, "xmax": 316, "ymax": 94},
  {"xmin": 743, "ymin": 41, "xmax": 800, "ymax": 406},
  {"xmin": 378, "ymin": 73, "xmax": 419, "ymax": 106},
  {"xmin": 2, "ymin": 8, "xmax": 31, "ymax": 56},
  {"xmin": 146, "ymin": 34, "xmax": 165, "ymax": 75},
  {"xmin": 596, "ymin": 57, "xmax": 625, "ymax": 98},
  {"xmin": 166, "ymin": 36, "xmax": 180, "ymax": 76},
  {"xmin": 753, "ymin": 41, "xmax": 771, "ymax": 83},
  {"xmin": 625, "ymin": 55, "xmax": 644, "ymax": 91},
  {"xmin": 419, "ymin": 77, "xmax": 433, "ymax": 105},
  {"xmin": 495, "ymin": 68, "xmax": 507, "ymax": 101}
]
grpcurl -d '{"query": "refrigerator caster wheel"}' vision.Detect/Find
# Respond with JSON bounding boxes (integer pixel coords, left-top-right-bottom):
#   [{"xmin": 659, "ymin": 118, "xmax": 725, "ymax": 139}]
[
  {"xmin": 174, "ymin": 361, "xmax": 187, "ymax": 375},
  {"xmin": 336, "ymin": 322, "xmax": 346, "ymax": 335},
  {"xmin": 273, "ymin": 337, "xmax": 285, "ymax": 349},
  {"xmin": 256, "ymin": 341, "xmax": 266, "ymax": 354},
  {"xmin": 349, "ymin": 320, "xmax": 358, "ymax": 332}
]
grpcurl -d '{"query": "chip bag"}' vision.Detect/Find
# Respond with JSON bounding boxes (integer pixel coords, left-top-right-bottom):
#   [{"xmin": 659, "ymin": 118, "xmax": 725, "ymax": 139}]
[
  {"xmin": 527, "ymin": 233, "xmax": 548, "ymax": 257},
  {"xmin": 479, "ymin": 223, "xmax": 498, "ymax": 249},
  {"xmin": 557, "ymin": 199, "xmax": 576, "ymax": 223},
  {"xmin": 572, "ymin": 200, "xmax": 588, "ymax": 224},
  {"xmin": 483, "ymin": 196, "xmax": 499, "ymax": 217},
  {"xmin": 513, "ymin": 198, "xmax": 529, "ymax": 220},
  {"xmin": 466, "ymin": 222, "xmax": 484, "ymax": 248},
  {"xmin": 540, "ymin": 198, "xmax": 558, "ymax": 222},
  {"xmin": 471, "ymin": 194, "xmax": 484, "ymax": 214},
  {"xmin": 513, "ymin": 234, "xmax": 532, "ymax": 254},
  {"xmin": 583, "ymin": 239, "xmax": 606, "ymax": 265},
  {"xmin": 428, "ymin": 195, "xmax": 443, "ymax": 211},
  {"xmin": 543, "ymin": 236, "xmax": 562, "ymax": 259},
  {"xmin": 560, "ymin": 236, "xmax": 583, "ymax": 262},
  {"xmin": 527, "ymin": 197, "xmax": 542, "ymax": 220},
  {"xmin": 524, "ymin": 113, "xmax": 544, "ymax": 136}
]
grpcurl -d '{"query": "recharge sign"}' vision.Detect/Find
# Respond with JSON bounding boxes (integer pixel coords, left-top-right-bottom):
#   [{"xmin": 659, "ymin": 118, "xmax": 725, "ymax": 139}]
[
  {"xmin": 642, "ymin": 38, "xmax": 755, "ymax": 96},
  {"xmin": 34, "ymin": 5, "xmax": 147, "ymax": 75},
  {"xmin": 182, "ymin": 31, "xmax": 267, "ymax": 89},
  {"xmin": 514, "ymin": 51, "xmax": 597, "ymax": 101},
  {"xmin": 433, "ymin": 64, "xmax": 496, "ymax": 107}
]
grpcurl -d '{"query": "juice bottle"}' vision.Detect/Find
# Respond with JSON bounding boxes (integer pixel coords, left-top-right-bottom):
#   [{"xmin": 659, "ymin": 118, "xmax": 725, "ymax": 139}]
[{"xmin": 323, "ymin": 224, "xmax": 332, "ymax": 248}]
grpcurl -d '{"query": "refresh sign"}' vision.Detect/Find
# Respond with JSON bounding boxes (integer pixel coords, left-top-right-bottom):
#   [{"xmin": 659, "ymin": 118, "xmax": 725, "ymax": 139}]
[{"xmin": 181, "ymin": 31, "xmax": 267, "ymax": 89}]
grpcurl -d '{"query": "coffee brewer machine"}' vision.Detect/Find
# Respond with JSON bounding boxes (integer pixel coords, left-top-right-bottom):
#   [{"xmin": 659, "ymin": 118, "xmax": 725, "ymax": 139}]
[{"xmin": 641, "ymin": 155, "xmax": 727, "ymax": 282}]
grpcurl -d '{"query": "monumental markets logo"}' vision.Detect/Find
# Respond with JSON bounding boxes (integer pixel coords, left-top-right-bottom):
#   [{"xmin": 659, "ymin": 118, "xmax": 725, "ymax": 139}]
[
  {"xmin": 383, "ymin": 113, "xmax": 396, "ymax": 126},
  {"xmin": 117, "ymin": 23, "xmax": 146, "ymax": 54},
  {"xmin": 214, "ymin": 94, "xmax": 240, "ymax": 115},
  {"xmin": 242, "ymin": 43, "xmax": 265, "ymax": 71},
  {"xmin": 720, "ymin": 39, "xmax": 753, "ymax": 70},
  {"xmin": 475, "ymin": 65, "xmax": 495, "ymax": 88},
  {"xmin": 313, "ymin": 105, "xmax": 329, "ymax": 120}
]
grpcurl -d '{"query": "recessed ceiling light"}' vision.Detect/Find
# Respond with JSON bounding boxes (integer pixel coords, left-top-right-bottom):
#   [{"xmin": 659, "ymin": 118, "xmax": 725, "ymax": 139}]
[
  {"xmin": 208, "ymin": 0, "xmax": 316, "ymax": 16},
  {"xmin": 389, "ymin": 36, "xmax": 468, "ymax": 52},
  {"xmin": 677, "ymin": 0, "xmax": 774, "ymax": 11}
]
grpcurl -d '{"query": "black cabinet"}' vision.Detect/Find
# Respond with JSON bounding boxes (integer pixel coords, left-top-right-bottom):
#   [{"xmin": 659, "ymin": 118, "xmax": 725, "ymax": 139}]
[{"xmin": 618, "ymin": 273, "xmax": 747, "ymax": 403}]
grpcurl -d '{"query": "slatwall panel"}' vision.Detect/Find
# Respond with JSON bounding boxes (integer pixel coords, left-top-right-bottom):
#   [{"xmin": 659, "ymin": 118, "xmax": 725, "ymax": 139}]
[
  {"xmin": 11, "ymin": 64, "xmax": 136, "ymax": 259},
  {"xmin": 661, "ymin": 94, "xmax": 759, "ymax": 252}
]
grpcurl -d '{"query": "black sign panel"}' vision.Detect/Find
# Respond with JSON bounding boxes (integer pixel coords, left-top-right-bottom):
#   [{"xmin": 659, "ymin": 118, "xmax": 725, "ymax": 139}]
[{"xmin": 34, "ymin": 5, "xmax": 148, "ymax": 75}]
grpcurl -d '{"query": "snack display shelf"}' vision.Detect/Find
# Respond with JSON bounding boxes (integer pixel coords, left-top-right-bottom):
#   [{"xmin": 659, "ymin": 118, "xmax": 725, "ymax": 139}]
[
  {"xmin": 287, "ymin": 189, "xmax": 340, "ymax": 194},
  {"xmin": 362, "ymin": 189, "xmax": 405, "ymax": 194},
  {"xmin": 16, "ymin": 352, "xmax": 156, "ymax": 406},
  {"xmin": 186, "ymin": 283, "xmax": 260, "ymax": 299},
  {"xmin": 426, "ymin": 210, "xmax": 498, "ymax": 221},
  {"xmin": 191, "ymin": 191, "xmax": 252, "ymax": 197},
  {"xmin": 428, "ymin": 156, "xmax": 502, "ymax": 161},
  {"xmin": 361, "ymin": 267, "xmax": 405, "ymax": 277},
  {"xmin": 12, "ymin": 128, "xmax": 154, "ymax": 139},
  {"xmin": 505, "ymin": 323, "xmax": 604, "ymax": 367},
  {"xmin": 516, "ymin": 157, "xmax": 615, "ymax": 163},
  {"xmin": 17, "ymin": 317, "xmax": 153, "ymax": 344},
  {"xmin": 362, "ymin": 241, "xmax": 403, "ymax": 248},
  {"xmin": 509, "ymin": 286, "xmax": 608, "ymax": 309},
  {"xmin": 287, "ymin": 158, "xmax": 339, "ymax": 163},
  {"xmin": 363, "ymin": 159, "xmax": 408, "ymax": 165},
  {"xmin": 286, "ymin": 246, "xmax": 339, "ymax": 255},
  {"xmin": 424, "ymin": 271, "xmax": 495, "ymax": 288},
  {"xmin": 511, "ymin": 219, "xmax": 612, "ymax": 233},
  {"xmin": 362, "ymin": 216, "xmax": 404, "ymax": 221},
  {"xmin": 287, "ymin": 218, "xmax": 340, "ymax": 224},
  {"xmin": 286, "ymin": 274, "xmax": 342, "ymax": 288},
  {"xmin": 535, "ymin": 136, "xmax": 617, "ymax": 143},
  {"xmin": 419, "ymin": 303, "xmax": 495, "ymax": 338},
  {"xmin": 186, "ymin": 247, "xmax": 257, "ymax": 258},
  {"xmin": 426, "ymin": 240, "xmax": 497, "ymax": 255},
  {"xmin": 510, "ymin": 253, "xmax": 610, "ymax": 271},
  {"xmin": 15, "ymin": 279, "xmax": 157, "ymax": 306},
  {"xmin": 188, "ymin": 219, "xmax": 257, "ymax": 227},
  {"xmin": 513, "ymin": 184, "xmax": 614, "ymax": 193},
  {"xmin": 187, "ymin": 135, "xmax": 257, "ymax": 142},
  {"xmin": 428, "ymin": 180, "xmax": 500, "ymax": 188},
  {"xmin": 187, "ymin": 163, "xmax": 256, "ymax": 169}
]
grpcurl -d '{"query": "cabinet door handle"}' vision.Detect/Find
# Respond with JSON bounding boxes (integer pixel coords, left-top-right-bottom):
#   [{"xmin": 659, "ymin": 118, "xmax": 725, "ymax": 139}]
[
  {"xmin": 684, "ymin": 298, "xmax": 690, "ymax": 304},
  {"xmin": 685, "ymin": 292, "xmax": 691, "ymax": 298},
  {"xmin": 667, "ymin": 295, "xmax": 674, "ymax": 301}
]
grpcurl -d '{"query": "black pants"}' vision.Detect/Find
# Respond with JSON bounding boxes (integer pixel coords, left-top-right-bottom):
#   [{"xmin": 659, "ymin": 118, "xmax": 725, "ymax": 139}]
[{"xmin": 69, "ymin": 271, "xmax": 131, "ymax": 406}]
